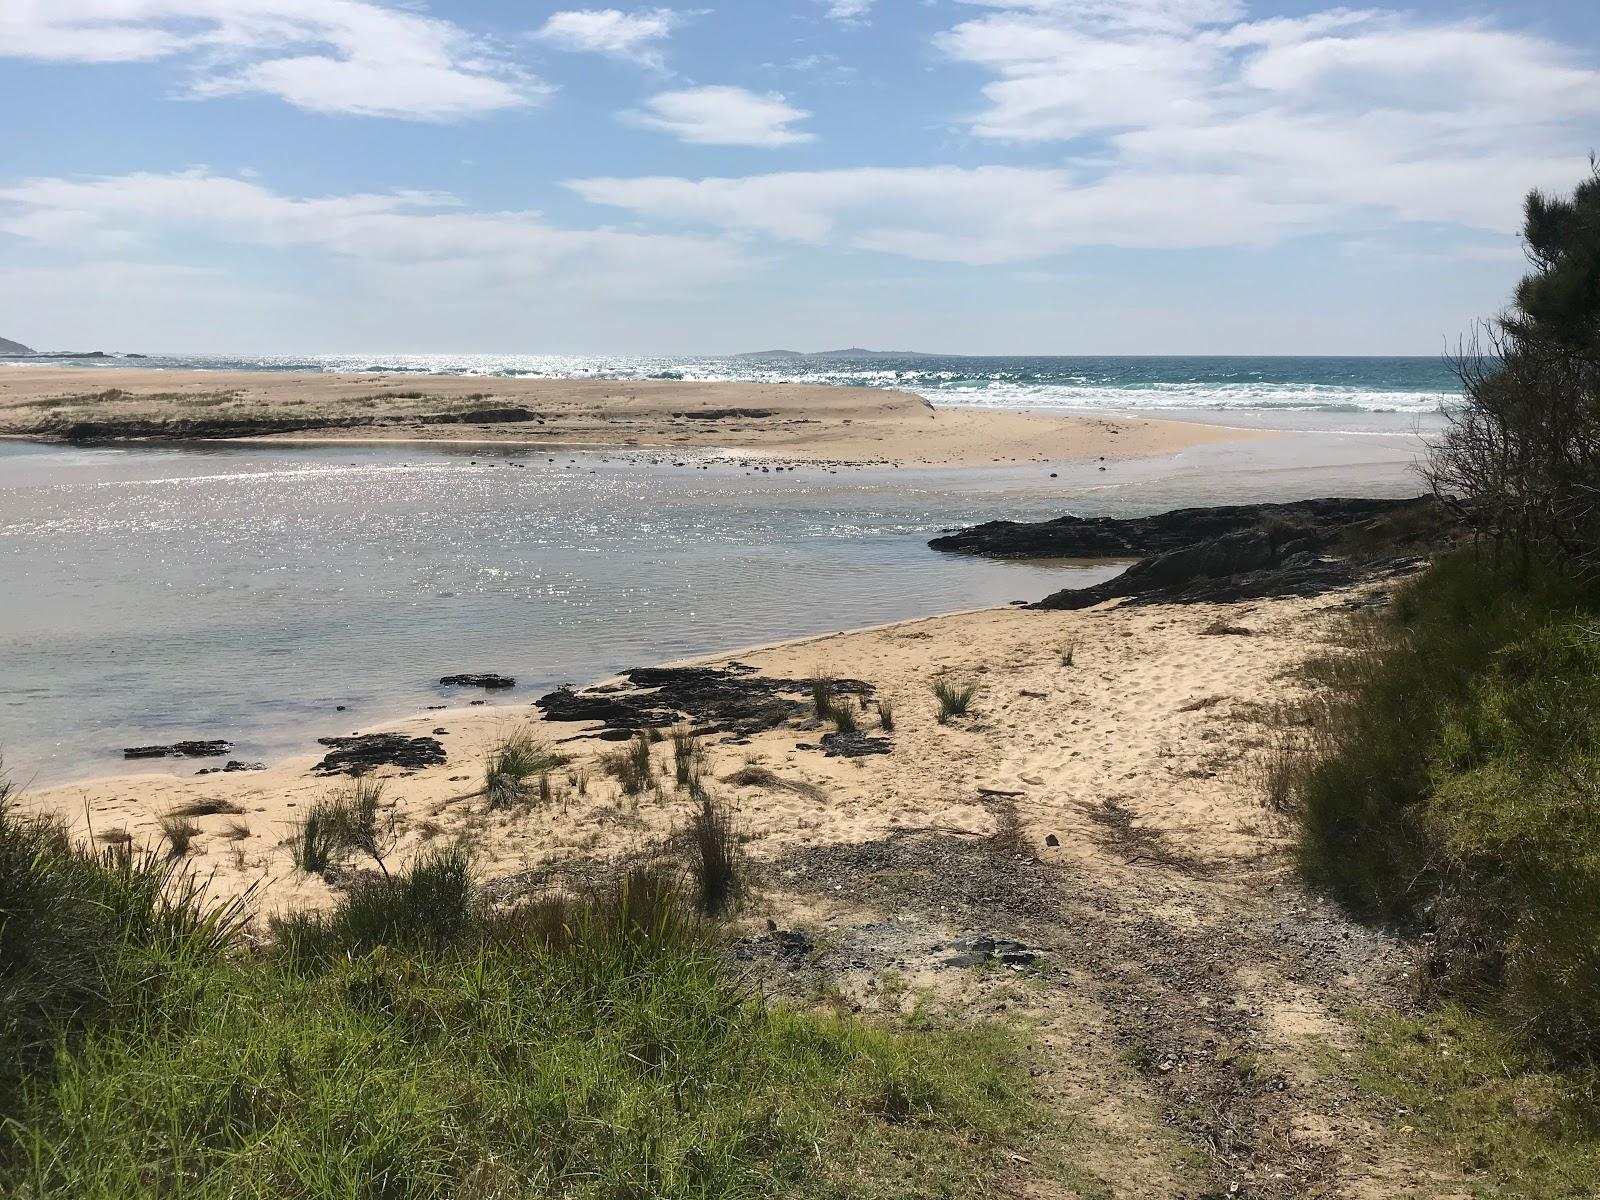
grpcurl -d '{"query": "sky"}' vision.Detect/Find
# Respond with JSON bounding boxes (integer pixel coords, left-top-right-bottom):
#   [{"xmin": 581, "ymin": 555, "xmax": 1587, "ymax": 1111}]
[{"xmin": 2, "ymin": 0, "xmax": 1599, "ymax": 356}]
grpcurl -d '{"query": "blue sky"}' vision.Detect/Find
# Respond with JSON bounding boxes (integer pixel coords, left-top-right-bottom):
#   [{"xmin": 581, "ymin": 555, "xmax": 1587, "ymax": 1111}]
[{"xmin": 2, "ymin": 0, "xmax": 1598, "ymax": 356}]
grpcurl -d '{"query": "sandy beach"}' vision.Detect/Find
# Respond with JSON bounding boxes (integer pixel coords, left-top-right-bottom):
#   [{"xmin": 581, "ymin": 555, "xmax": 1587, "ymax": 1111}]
[
  {"xmin": 0, "ymin": 367, "xmax": 1265, "ymax": 466},
  {"xmin": 23, "ymin": 589, "xmax": 1335, "ymax": 914}
]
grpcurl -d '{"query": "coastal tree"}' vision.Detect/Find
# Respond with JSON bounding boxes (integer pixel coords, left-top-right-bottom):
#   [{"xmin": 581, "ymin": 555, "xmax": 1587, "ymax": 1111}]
[{"xmin": 1428, "ymin": 161, "xmax": 1600, "ymax": 568}]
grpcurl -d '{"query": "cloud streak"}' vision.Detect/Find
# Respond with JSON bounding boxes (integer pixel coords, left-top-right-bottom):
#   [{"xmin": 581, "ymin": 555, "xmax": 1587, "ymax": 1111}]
[
  {"xmin": 531, "ymin": 8, "xmax": 686, "ymax": 70},
  {"xmin": 623, "ymin": 86, "xmax": 814, "ymax": 146},
  {"xmin": 0, "ymin": 0, "xmax": 545, "ymax": 120}
]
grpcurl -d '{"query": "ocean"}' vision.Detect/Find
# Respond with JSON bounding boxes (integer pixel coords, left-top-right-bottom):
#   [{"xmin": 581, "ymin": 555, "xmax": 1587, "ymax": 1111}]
[{"xmin": 14, "ymin": 352, "xmax": 1460, "ymax": 421}]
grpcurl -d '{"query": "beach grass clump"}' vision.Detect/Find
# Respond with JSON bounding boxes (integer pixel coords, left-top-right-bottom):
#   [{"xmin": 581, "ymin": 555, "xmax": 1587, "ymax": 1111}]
[
  {"xmin": 933, "ymin": 678, "xmax": 978, "ymax": 724},
  {"xmin": 0, "ymin": 796, "xmax": 1034, "ymax": 1198},
  {"xmin": 484, "ymin": 728, "xmax": 570, "ymax": 811},
  {"xmin": 0, "ymin": 772, "xmax": 251, "ymax": 1108},
  {"xmin": 156, "ymin": 810, "xmax": 201, "ymax": 859},
  {"xmin": 829, "ymin": 701, "xmax": 860, "ymax": 735},
  {"xmin": 810, "ymin": 671, "xmax": 835, "ymax": 718},
  {"xmin": 878, "ymin": 697, "xmax": 895, "ymax": 732},
  {"xmin": 603, "ymin": 731, "xmax": 656, "ymax": 797},
  {"xmin": 287, "ymin": 799, "xmax": 345, "ymax": 874},
  {"xmin": 687, "ymin": 791, "xmax": 743, "ymax": 918},
  {"xmin": 1061, "ymin": 641, "xmax": 1077, "ymax": 668},
  {"xmin": 670, "ymin": 725, "xmax": 705, "ymax": 789}
]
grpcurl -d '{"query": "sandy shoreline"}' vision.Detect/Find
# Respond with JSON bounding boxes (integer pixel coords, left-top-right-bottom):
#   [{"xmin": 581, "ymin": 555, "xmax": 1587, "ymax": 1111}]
[
  {"xmin": 0, "ymin": 366, "xmax": 1266, "ymax": 466},
  {"xmin": 22, "ymin": 587, "xmax": 1334, "ymax": 917}
]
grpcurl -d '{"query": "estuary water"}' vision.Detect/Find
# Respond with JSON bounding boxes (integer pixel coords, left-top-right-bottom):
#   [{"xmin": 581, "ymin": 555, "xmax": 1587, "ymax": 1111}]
[{"xmin": 0, "ymin": 429, "xmax": 1426, "ymax": 785}]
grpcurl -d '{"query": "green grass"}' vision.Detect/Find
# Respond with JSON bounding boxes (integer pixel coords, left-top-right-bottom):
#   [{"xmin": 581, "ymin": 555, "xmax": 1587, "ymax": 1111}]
[
  {"xmin": 1346, "ymin": 1005, "xmax": 1600, "ymax": 1198},
  {"xmin": 603, "ymin": 731, "xmax": 656, "ymax": 797},
  {"xmin": 0, "ymin": 790, "xmax": 1037, "ymax": 1199},
  {"xmin": 932, "ymin": 679, "xmax": 977, "ymax": 724},
  {"xmin": 484, "ymin": 728, "xmax": 570, "ymax": 811},
  {"xmin": 1290, "ymin": 549, "xmax": 1600, "ymax": 1058}
]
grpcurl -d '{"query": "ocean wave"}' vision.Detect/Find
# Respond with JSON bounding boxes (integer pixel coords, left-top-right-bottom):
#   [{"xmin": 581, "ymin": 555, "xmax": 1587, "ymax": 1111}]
[{"xmin": 40, "ymin": 351, "xmax": 1458, "ymax": 416}]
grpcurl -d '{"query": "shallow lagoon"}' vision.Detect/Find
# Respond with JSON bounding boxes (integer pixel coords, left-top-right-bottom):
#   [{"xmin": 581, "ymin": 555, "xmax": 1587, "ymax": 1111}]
[{"xmin": 0, "ymin": 429, "xmax": 1424, "ymax": 783}]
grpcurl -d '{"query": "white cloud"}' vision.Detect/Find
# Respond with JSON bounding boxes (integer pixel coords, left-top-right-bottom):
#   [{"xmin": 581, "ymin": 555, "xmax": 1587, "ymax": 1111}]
[
  {"xmin": 0, "ymin": 170, "xmax": 753, "ymax": 300},
  {"xmin": 0, "ymin": 1, "xmax": 544, "ymax": 120},
  {"xmin": 821, "ymin": 0, "xmax": 873, "ymax": 25},
  {"xmin": 567, "ymin": 4, "xmax": 1600, "ymax": 266},
  {"xmin": 532, "ymin": 8, "xmax": 684, "ymax": 69},
  {"xmin": 623, "ymin": 86, "xmax": 814, "ymax": 147}
]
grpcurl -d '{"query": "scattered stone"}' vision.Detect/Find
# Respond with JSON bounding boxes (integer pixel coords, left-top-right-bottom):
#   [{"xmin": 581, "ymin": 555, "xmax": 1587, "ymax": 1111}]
[
  {"xmin": 123, "ymin": 739, "xmax": 232, "ymax": 760},
  {"xmin": 821, "ymin": 731, "xmax": 893, "ymax": 757},
  {"xmin": 440, "ymin": 673, "xmax": 515, "ymax": 689},
  {"xmin": 536, "ymin": 664, "xmax": 874, "ymax": 740},
  {"xmin": 195, "ymin": 760, "xmax": 266, "ymax": 775},
  {"xmin": 732, "ymin": 926, "xmax": 815, "ymax": 964},
  {"xmin": 942, "ymin": 934, "xmax": 1037, "ymax": 969},
  {"xmin": 1045, "ymin": 833, "xmax": 1060, "ymax": 847},
  {"xmin": 311, "ymin": 733, "xmax": 446, "ymax": 776}
]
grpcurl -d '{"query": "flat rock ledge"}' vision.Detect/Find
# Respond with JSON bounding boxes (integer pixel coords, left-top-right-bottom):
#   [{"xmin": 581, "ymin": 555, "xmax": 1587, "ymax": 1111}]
[
  {"xmin": 123, "ymin": 739, "xmax": 233, "ymax": 760},
  {"xmin": 312, "ymin": 733, "xmax": 447, "ymax": 776},
  {"xmin": 926, "ymin": 495, "xmax": 1458, "ymax": 610},
  {"xmin": 536, "ymin": 664, "xmax": 874, "ymax": 741}
]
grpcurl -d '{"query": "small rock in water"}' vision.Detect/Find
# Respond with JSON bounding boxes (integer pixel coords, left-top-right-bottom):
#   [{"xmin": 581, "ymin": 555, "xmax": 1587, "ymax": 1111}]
[{"xmin": 439, "ymin": 673, "xmax": 515, "ymax": 689}]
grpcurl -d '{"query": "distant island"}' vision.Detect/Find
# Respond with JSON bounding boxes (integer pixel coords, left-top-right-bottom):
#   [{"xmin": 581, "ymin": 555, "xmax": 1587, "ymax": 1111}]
[
  {"xmin": 733, "ymin": 347, "xmax": 948, "ymax": 361},
  {"xmin": 0, "ymin": 336, "xmax": 115, "ymax": 361}
]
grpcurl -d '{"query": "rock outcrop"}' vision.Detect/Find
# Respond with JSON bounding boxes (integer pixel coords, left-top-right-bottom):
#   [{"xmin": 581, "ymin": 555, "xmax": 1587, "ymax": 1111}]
[
  {"xmin": 929, "ymin": 496, "xmax": 1433, "ymax": 560},
  {"xmin": 1023, "ymin": 496, "xmax": 1455, "ymax": 609}
]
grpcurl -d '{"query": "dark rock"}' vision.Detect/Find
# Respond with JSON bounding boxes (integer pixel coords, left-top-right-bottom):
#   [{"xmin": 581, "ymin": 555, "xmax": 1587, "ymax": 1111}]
[
  {"xmin": 440, "ymin": 673, "xmax": 515, "ymax": 689},
  {"xmin": 312, "ymin": 733, "xmax": 446, "ymax": 776},
  {"xmin": 943, "ymin": 934, "xmax": 1038, "ymax": 969},
  {"xmin": 673, "ymin": 408, "xmax": 776, "ymax": 420},
  {"xmin": 731, "ymin": 926, "xmax": 815, "ymax": 963},
  {"xmin": 196, "ymin": 760, "xmax": 266, "ymax": 775},
  {"xmin": 1045, "ymin": 833, "xmax": 1060, "ymax": 847},
  {"xmin": 821, "ymin": 731, "xmax": 893, "ymax": 757},
  {"xmin": 929, "ymin": 496, "xmax": 1440, "ymax": 560},
  {"xmin": 124, "ymin": 739, "xmax": 233, "ymax": 760},
  {"xmin": 1024, "ymin": 496, "xmax": 1457, "ymax": 610},
  {"xmin": 536, "ymin": 665, "xmax": 873, "ymax": 740},
  {"xmin": 422, "ymin": 407, "xmax": 539, "ymax": 425}
]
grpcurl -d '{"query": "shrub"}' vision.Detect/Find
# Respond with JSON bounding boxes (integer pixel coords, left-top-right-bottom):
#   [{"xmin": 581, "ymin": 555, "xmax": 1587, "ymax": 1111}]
[
  {"xmin": 1293, "ymin": 551, "xmax": 1600, "ymax": 1057},
  {"xmin": 933, "ymin": 679, "xmax": 978, "ymax": 723},
  {"xmin": 877, "ymin": 697, "xmax": 895, "ymax": 732}
]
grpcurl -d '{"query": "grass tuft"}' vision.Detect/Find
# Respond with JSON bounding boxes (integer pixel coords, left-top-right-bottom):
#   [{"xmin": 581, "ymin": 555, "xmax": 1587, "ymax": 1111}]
[
  {"xmin": 485, "ymin": 728, "xmax": 569, "ymax": 811},
  {"xmin": 933, "ymin": 678, "xmax": 978, "ymax": 724},
  {"xmin": 687, "ymin": 790, "xmax": 742, "ymax": 918},
  {"xmin": 156, "ymin": 811, "xmax": 200, "ymax": 859}
]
